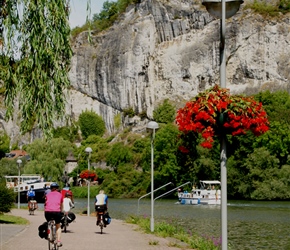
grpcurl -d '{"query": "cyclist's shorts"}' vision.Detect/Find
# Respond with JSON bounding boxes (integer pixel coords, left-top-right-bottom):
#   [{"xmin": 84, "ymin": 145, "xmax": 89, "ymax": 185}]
[{"xmin": 45, "ymin": 212, "xmax": 62, "ymax": 224}]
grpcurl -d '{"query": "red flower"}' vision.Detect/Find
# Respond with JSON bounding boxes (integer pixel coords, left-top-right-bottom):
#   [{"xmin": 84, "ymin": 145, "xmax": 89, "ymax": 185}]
[
  {"xmin": 79, "ymin": 169, "xmax": 98, "ymax": 180},
  {"xmin": 176, "ymin": 85, "xmax": 269, "ymax": 149},
  {"xmin": 179, "ymin": 146, "xmax": 190, "ymax": 153}
]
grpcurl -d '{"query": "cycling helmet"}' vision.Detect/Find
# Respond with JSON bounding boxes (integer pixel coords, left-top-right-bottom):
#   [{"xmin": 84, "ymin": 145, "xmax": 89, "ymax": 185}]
[
  {"xmin": 65, "ymin": 192, "xmax": 71, "ymax": 197},
  {"xmin": 50, "ymin": 182, "xmax": 59, "ymax": 189}
]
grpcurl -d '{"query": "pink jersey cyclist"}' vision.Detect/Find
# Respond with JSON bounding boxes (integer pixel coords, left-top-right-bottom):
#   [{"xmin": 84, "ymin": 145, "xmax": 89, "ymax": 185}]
[{"xmin": 44, "ymin": 182, "xmax": 63, "ymax": 247}]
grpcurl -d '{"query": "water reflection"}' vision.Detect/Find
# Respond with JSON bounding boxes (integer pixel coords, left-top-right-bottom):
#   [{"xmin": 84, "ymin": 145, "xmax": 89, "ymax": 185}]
[{"xmin": 71, "ymin": 198, "xmax": 290, "ymax": 249}]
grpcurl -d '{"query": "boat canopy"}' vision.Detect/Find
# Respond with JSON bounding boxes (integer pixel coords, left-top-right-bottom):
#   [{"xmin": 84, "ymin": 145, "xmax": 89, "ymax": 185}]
[{"xmin": 200, "ymin": 180, "xmax": 221, "ymax": 184}]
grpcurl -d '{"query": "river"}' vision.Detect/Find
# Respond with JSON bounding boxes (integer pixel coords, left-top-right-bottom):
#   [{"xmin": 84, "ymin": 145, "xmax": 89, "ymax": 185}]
[{"xmin": 35, "ymin": 198, "xmax": 290, "ymax": 249}]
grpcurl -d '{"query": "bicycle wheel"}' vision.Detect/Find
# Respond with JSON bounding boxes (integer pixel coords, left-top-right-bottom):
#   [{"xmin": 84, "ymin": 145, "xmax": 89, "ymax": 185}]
[
  {"xmin": 48, "ymin": 223, "xmax": 58, "ymax": 250},
  {"xmin": 100, "ymin": 215, "xmax": 104, "ymax": 234},
  {"xmin": 53, "ymin": 241, "xmax": 59, "ymax": 250},
  {"xmin": 64, "ymin": 215, "xmax": 67, "ymax": 233}
]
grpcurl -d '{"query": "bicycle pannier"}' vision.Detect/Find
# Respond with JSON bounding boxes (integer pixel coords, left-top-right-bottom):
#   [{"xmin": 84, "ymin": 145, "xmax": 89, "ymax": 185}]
[
  {"xmin": 104, "ymin": 212, "xmax": 111, "ymax": 225},
  {"xmin": 38, "ymin": 222, "xmax": 48, "ymax": 239}
]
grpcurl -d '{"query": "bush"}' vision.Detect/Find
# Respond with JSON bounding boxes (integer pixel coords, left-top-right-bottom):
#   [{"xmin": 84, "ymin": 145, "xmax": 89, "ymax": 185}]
[
  {"xmin": 153, "ymin": 99, "xmax": 176, "ymax": 124},
  {"xmin": 53, "ymin": 124, "xmax": 79, "ymax": 142},
  {"xmin": 79, "ymin": 110, "xmax": 106, "ymax": 139},
  {"xmin": 244, "ymin": 1, "xmax": 282, "ymax": 16},
  {"xmin": 0, "ymin": 184, "xmax": 16, "ymax": 213},
  {"xmin": 279, "ymin": 0, "xmax": 290, "ymax": 11},
  {"xmin": 123, "ymin": 107, "xmax": 135, "ymax": 118}
]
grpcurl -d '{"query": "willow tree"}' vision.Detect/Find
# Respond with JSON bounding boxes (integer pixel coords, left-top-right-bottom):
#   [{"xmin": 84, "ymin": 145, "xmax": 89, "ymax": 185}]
[{"xmin": 0, "ymin": 0, "xmax": 73, "ymax": 136}]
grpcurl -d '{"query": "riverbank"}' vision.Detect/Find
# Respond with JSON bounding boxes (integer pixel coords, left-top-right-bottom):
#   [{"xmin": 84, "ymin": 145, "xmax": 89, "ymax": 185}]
[{"xmin": 0, "ymin": 209, "xmax": 191, "ymax": 250}]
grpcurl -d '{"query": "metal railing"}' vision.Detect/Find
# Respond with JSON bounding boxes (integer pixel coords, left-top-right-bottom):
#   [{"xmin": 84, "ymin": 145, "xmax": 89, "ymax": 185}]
[
  {"xmin": 137, "ymin": 182, "xmax": 173, "ymax": 214},
  {"xmin": 154, "ymin": 181, "xmax": 191, "ymax": 201}
]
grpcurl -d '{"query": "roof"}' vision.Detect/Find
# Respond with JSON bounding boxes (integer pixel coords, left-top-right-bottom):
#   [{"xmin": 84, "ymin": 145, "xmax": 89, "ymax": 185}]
[
  {"xmin": 5, "ymin": 150, "xmax": 29, "ymax": 159},
  {"xmin": 65, "ymin": 151, "xmax": 77, "ymax": 162}
]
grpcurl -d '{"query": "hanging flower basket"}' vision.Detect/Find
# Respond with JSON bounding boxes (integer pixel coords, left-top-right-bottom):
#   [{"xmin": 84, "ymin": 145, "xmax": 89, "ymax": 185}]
[
  {"xmin": 79, "ymin": 169, "xmax": 98, "ymax": 181},
  {"xmin": 176, "ymin": 85, "xmax": 269, "ymax": 149}
]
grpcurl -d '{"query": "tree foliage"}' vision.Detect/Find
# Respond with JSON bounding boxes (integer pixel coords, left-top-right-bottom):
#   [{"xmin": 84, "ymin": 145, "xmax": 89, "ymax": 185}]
[
  {"xmin": 0, "ymin": 131, "xmax": 10, "ymax": 158},
  {"xmin": 79, "ymin": 110, "xmax": 106, "ymax": 139},
  {"xmin": 23, "ymin": 138, "xmax": 74, "ymax": 182},
  {"xmin": 1, "ymin": 0, "xmax": 72, "ymax": 136},
  {"xmin": 93, "ymin": 1, "xmax": 118, "ymax": 21},
  {"xmin": 106, "ymin": 142, "xmax": 133, "ymax": 172}
]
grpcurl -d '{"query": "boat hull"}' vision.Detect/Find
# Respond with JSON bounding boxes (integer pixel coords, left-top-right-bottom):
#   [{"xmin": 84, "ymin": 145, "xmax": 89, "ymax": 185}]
[
  {"xmin": 178, "ymin": 180, "xmax": 221, "ymax": 205},
  {"xmin": 17, "ymin": 189, "xmax": 46, "ymax": 203},
  {"xmin": 179, "ymin": 197, "xmax": 221, "ymax": 205},
  {"xmin": 5, "ymin": 175, "xmax": 51, "ymax": 204}
]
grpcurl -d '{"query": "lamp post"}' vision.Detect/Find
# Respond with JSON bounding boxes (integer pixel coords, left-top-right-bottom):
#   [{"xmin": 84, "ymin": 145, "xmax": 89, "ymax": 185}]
[
  {"xmin": 16, "ymin": 159, "xmax": 22, "ymax": 209},
  {"xmin": 146, "ymin": 121, "xmax": 159, "ymax": 232},
  {"xmin": 85, "ymin": 147, "xmax": 92, "ymax": 216},
  {"xmin": 202, "ymin": 1, "xmax": 243, "ymax": 249},
  {"xmin": 202, "ymin": 0, "xmax": 243, "ymax": 250}
]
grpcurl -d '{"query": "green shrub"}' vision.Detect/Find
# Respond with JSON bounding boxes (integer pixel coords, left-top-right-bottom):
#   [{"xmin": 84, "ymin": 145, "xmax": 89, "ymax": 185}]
[
  {"xmin": 123, "ymin": 107, "xmax": 135, "ymax": 118},
  {"xmin": 0, "ymin": 131, "xmax": 10, "ymax": 159},
  {"xmin": 53, "ymin": 124, "xmax": 79, "ymax": 142},
  {"xmin": 114, "ymin": 113, "xmax": 122, "ymax": 129},
  {"xmin": 244, "ymin": 0, "xmax": 282, "ymax": 16},
  {"xmin": 0, "ymin": 184, "xmax": 16, "ymax": 213},
  {"xmin": 279, "ymin": 0, "xmax": 290, "ymax": 11},
  {"xmin": 79, "ymin": 110, "xmax": 106, "ymax": 139},
  {"xmin": 153, "ymin": 99, "xmax": 176, "ymax": 124}
]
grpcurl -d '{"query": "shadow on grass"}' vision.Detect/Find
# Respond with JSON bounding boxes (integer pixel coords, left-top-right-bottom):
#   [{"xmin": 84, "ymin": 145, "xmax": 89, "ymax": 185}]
[{"xmin": 0, "ymin": 219, "xmax": 17, "ymax": 224}]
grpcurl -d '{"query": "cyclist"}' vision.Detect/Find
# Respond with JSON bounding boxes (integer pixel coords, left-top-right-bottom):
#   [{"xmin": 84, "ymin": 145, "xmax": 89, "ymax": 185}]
[
  {"xmin": 63, "ymin": 192, "xmax": 74, "ymax": 213},
  {"xmin": 44, "ymin": 182, "xmax": 63, "ymax": 247},
  {"xmin": 27, "ymin": 187, "xmax": 35, "ymax": 201},
  {"xmin": 61, "ymin": 186, "xmax": 74, "ymax": 203},
  {"xmin": 94, "ymin": 190, "xmax": 108, "ymax": 226},
  {"xmin": 27, "ymin": 188, "xmax": 38, "ymax": 210},
  {"xmin": 61, "ymin": 192, "xmax": 74, "ymax": 229}
]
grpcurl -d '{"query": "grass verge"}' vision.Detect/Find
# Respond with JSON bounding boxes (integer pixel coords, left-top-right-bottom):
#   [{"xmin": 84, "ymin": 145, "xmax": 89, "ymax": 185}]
[
  {"xmin": 0, "ymin": 213, "xmax": 29, "ymax": 225},
  {"xmin": 126, "ymin": 215, "xmax": 221, "ymax": 250}
]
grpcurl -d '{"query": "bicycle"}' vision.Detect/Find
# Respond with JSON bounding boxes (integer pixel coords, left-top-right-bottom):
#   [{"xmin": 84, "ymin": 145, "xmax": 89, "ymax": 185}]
[
  {"xmin": 47, "ymin": 219, "xmax": 59, "ymax": 250},
  {"xmin": 62, "ymin": 212, "xmax": 68, "ymax": 233},
  {"xmin": 28, "ymin": 200, "xmax": 38, "ymax": 215},
  {"xmin": 96, "ymin": 210, "xmax": 105, "ymax": 234}
]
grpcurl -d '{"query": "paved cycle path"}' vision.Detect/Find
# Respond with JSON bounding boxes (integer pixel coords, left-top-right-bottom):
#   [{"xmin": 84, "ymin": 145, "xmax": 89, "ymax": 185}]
[{"xmin": 1, "ymin": 209, "xmax": 189, "ymax": 250}]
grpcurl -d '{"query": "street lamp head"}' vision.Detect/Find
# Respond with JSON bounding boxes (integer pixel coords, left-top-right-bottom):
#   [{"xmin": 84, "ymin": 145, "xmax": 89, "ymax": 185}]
[
  {"xmin": 16, "ymin": 159, "xmax": 22, "ymax": 165},
  {"xmin": 85, "ymin": 147, "xmax": 93, "ymax": 154},
  {"xmin": 146, "ymin": 121, "xmax": 159, "ymax": 132},
  {"xmin": 202, "ymin": 0, "xmax": 243, "ymax": 19}
]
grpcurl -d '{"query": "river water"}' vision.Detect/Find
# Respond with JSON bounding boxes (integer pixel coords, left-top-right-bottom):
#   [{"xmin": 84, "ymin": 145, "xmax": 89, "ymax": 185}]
[{"xmin": 36, "ymin": 198, "xmax": 290, "ymax": 249}]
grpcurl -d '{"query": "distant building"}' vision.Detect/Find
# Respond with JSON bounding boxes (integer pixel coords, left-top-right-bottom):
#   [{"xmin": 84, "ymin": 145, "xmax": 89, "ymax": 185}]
[
  {"xmin": 5, "ymin": 150, "xmax": 30, "ymax": 160},
  {"xmin": 65, "ymin": 151, "xmax": 77, "ymax": 173}
]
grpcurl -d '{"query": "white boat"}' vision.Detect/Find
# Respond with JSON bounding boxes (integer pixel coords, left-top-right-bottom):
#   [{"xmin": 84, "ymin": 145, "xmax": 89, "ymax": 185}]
[
  {"xmin": 178, "ymin": 180, "xmax": 221, "ymax": 205},
  {"xmin": 5, "ymin": 174, "xmax": 52, "ymax": 203}
]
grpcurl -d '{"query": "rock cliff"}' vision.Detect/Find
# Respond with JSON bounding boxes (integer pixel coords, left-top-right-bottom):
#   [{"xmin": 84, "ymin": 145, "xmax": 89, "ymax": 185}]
[
  {"xmin": 3, "ymin": 0, "xmax": 290, "ymax": 144},
  {"xmin": 68, "ymin": 0, "xmax": 290, "ymax": 134}
]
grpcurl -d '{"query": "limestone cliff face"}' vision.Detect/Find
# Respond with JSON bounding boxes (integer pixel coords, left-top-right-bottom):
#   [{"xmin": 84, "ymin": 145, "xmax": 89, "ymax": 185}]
[
  {"xmin": 5, "ymin": 0, "xmax": 289, "ymax": 143},
  {"xmin": 68, "ymin": 0, "xmax": 290, "ymax": 134}
]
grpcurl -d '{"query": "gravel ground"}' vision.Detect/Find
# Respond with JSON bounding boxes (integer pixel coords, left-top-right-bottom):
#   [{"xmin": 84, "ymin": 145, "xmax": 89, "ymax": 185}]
[{"xmin": 0, "ymin": 209, "xmax": 190, "ymax": 250}]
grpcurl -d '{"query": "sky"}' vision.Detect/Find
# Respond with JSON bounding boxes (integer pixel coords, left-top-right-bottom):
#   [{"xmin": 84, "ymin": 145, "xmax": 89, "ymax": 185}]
[{"xmin": 69, "ymin": 0, "xmax": 107, "ymax": 28}]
